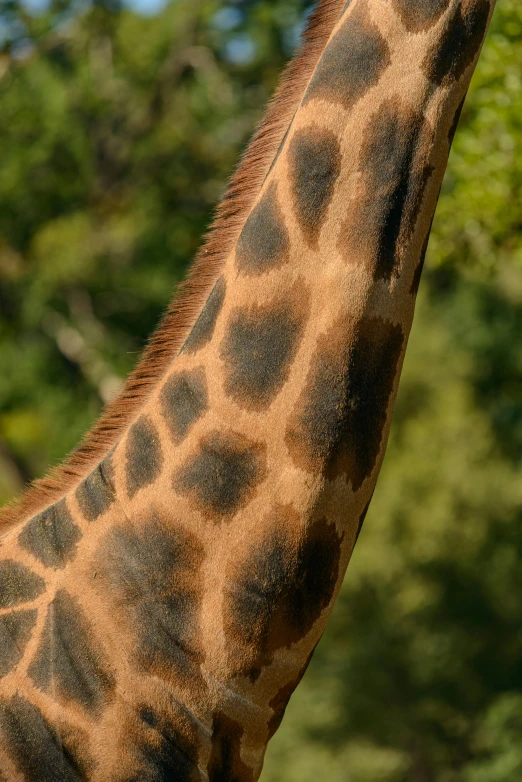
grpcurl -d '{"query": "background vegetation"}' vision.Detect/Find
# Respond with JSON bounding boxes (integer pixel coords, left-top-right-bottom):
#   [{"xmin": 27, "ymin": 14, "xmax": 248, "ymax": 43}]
[{"xmin": 1, "ymin": 0, "xmax": 521, "ymax": 779}]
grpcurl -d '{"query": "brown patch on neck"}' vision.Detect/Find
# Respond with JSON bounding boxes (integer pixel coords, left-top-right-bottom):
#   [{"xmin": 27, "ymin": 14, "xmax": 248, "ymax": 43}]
[
  {"xmin": 0, "ymin": 0, "xmax": 347, "ymax": 532},
  {"xmin": 207, "ymin": 711, "xmax": 254, "ymax": 782},
  {"xmin": 223, "ymin": 505, "xmax": 342, "ymax": 680}
]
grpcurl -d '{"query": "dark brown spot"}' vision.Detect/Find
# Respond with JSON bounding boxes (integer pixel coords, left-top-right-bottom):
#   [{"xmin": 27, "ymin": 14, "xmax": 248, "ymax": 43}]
[
  {"xmin": 59, "ymin": 724, "xmax": 94, "ymax": 780},
  {"xmin": 174, "ymin": 431, "xmax": 266, "ymax": 520},
  {"xmin": 224, "ymin": 507, "xmax": 342, "ymax": 679},
  {"xmin": 304, "ymin": 3, "xmax": 390, "ymax": 109},
  {"xmin": 182, "ymin": 277, "xmax": 226, "ymax": 355},
  {"xmin": 161, "ymin": 367, "xmax": 208, "ymax": 444},
  {"xmin": 0, "ymin": 694, "xmax": 91, "ymax": 781},
  {"xmin": 289, "ymin": 126, "xmax": 341, "ymax": 246},
  {"xmin": 423, "ymin": 0, "xmax": 491, "ymax": 85},
  {"xmin": 267, "ymin": 649, "xmax": 315, "ymax": 739},
  {"xmin": 236, "ymin": 183, "xmax": 289, "ymax": 275},
  {"xmin": 285, "ymin": 315, "xmax": 404, "ymax": 491},
  {"xmin": 126, "ymin": 416, "xmax": 163, "ymax": 499},
  {"xmin": 340, "ymin": 97, "xmax": 434, "ymax": 280},
  {"xmin": 221, "ymin": 291, "xmax": 308, "ymax": 411},
  {"xmin": 0, "ymin": 560, "xmax": 45, "ymax": 608},
  {"xmin": 125, "ymin": 703, "xmax": 201, "ymax": 782},
  {"xmin": 18, "ymin": 499, "xmax": 81, "ymax": 569},
  {"xmin": 28, "ymin": 589, "xmax": 115, "ymax": 715},
  {"xmin": 392, "ymin": 0, "xmax": 450, "ymax": 31},
  {"xmin": 98, "ymin": 516, "xmax": 204, "ymax": 680},
  {"xmin": 448, "ymin": 94, "xmax": 467, "ymax": 147},
  {"xmin": 354, "ymin": 496, "xmax": 373, "ymax": 545},
  {"xmin": 76, "ymin": 451, "xmax": 115, "ymax": 522},
  {"xmin": 410, "ymin": 216, "xmax": 434, "ymax": 296},
  {"xmin": 0, "ymin": 610, "xmax": 37, "ymax": 678},
  {"xmin": 207, "ymin": 711, "xmax": 254, "ymax": 782}
]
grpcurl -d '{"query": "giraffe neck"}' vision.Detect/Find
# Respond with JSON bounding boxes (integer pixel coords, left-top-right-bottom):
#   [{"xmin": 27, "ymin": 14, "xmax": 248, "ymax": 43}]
[{"xmin": 0, "ymin": 1, "xmax": 495, "ymax": 779}]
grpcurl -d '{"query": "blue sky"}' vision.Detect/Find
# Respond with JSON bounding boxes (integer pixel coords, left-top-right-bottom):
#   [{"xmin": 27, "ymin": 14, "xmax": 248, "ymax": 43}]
[
  {"xmin": 10, "ymin": 0, "xmax": 305, "ymax": 64},
  {"xmin": 120, "ymin": 0, "xmax": 169, "ymax": 15}
]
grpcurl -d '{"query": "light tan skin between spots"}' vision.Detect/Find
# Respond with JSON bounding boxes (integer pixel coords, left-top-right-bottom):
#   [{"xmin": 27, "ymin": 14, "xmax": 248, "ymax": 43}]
[{"xmin": 0, "ymin": 0, "xmax": 496, "ymax": 779}]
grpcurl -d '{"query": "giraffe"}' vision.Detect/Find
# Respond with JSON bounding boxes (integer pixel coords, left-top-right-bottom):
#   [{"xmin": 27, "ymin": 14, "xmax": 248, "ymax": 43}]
[{"xmin": 0, "ymin": 0, "xmax": 496, "ymax": 779}]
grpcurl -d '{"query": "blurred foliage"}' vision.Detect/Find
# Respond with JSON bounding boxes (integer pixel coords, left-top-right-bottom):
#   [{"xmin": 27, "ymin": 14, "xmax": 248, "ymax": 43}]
[
  {"xmin": 1, "ymin": 0, "xmax": 522, "ymax": 780},
  {"xmin": 0, "ymin": 0, "xmax": 307, "ymax": 490}
]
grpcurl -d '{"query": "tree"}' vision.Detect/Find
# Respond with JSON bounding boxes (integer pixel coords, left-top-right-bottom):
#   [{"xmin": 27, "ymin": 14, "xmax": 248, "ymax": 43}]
[{"xmin": 0, "ymin": 0, "xmax": 308, "ymax": 496}]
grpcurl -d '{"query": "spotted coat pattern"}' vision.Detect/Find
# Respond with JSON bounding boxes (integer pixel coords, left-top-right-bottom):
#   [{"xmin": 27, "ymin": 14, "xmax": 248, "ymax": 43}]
[{"xmin": 0, "ymin": 0, "xmax": 495, "ymax": 779}]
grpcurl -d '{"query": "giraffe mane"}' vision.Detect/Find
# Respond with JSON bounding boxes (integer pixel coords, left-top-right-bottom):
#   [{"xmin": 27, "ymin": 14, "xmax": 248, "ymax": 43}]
[{"xmin": 0, "ymin": 0, "xmax": 345, "ymax": 531}]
